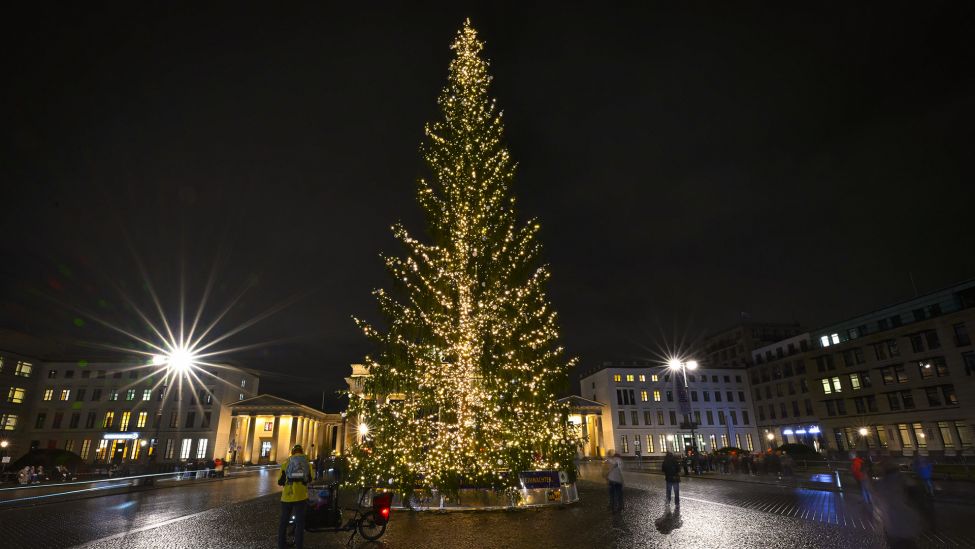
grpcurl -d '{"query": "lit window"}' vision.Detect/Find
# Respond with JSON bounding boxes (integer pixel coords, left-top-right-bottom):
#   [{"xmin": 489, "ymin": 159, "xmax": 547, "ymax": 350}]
[
  {"xmin": 137, "ymin": 411, "xmax": 148, "ymax": 428},
  {"xmin": 239, "ymin": 393, "xmax": 244, "ymax": 401},
  {"xmin": 653, "ymin": 390, "xmax": 661, "ymax": 402},
  {"xmin": 120, "ymin": 412, "xmax": 131, "ymax": 431},
  {"xmin": 821, "ymin": 379, "xmax": 831, "ymax": 394},
  {"xmin": 260, "ymin": 440, "xmax": 272, "ymax": 458},
  {"xmin": 264, "ymin": 421, "xmax": 274, "ymax": 432},
  {"xmin": 640, "ymin": 390, "xmax": 648, "ymax": 402},
  {"xmin": 638, "ymin": 375, "xmax": 646, "ymax": 382},
  {"xmin": 832, "ymin": 377, "xmax": 842, "ymax": 393},
  {"xmin": 820, "ymin": 336, "xmax": 830, "ymax": 347},
  {"xmin": 240, "ymin": 379, "xmax": 246, "ymax": 388},
  {"xmin": 831, "ymin": 333, "xmax": 840, "ymax": 345},
  {"xmin": 180, "ymin": 438, "xmax": 192, "ymax": 459},
  {"xmin": 125, "ymin": 389, "xmax": 136, "ymax": 401},
  {"xmin": 613, "ymin": 374, "xmax": 621, "ymax": 382},
  {"xmin": 15, "ymin": 361, "xmax": 33, "ymax": 377},
  {"xmin": 625, "ymin": 374, "xmax": 634, "ymax": 382},
  {"xmin": 7, "ymin": 387, "xmax": 25, "ymax": 403},
  {"xmin": 95, "ymin": 440, "xmax": 109, "ymax": 461},
  {"xmin": 0, "ymin": 414, "xmax": 17, "ymax": 430},
  {"xmin": 59, "ymin": 389, "xmax": 70, "ymax": 401},
  {"xmin": 43, "ymin": 389, "xmax": 54, "ymax": 401},
  {"xmin": 80, "ymin": 439, "xmax": 92, "ymax": 459},
  {"xmin": 196, "ymin": 438, "xmax": 209, "ymax": 459},
  {"xmin": 103, "ymin": 411, "xmax": 115, "ymax": 428},
  {"xmin": 109, "ymin": 390, "xmax": 119, "ymax": 401},
  {"xmin": 849, "ymin": 373, "xmax": 861, "ymax": 391},
  {"xmin": 143, "ymin": 389, "xmax": 152, "ymax": 401},
  {"xmin": 651, "ymin": 375, "xmax": 658, "ymax": 382}
]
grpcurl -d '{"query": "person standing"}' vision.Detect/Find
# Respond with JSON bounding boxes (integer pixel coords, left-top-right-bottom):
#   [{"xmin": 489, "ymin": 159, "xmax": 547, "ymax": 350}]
[
  {"xmin": 602, "ymin": 449, "xmax": 624, "ymax": 513},
  {"xmin": 662, "ymin": 452, "xmax": 681, "ymax": 508},
  {"xmin": 850, "ymin": 451, "xmax": 872, "ymax": 504},
  {"xmin": 278, "ymin": 444, "xmax": 312, "ymax": 549}
]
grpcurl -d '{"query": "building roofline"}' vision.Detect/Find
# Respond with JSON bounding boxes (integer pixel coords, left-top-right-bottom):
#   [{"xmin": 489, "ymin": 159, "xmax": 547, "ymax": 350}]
[
  {"xmin": 812, "ymin": 277, "xmax": 975, "ymax": 332},
  {"xmin": 230, "ymin": 393, "xmax": 331, "ymax": 418},
  {"xmin": 557, "ymin": 395, "xmax": 605, "ymax": 408}
]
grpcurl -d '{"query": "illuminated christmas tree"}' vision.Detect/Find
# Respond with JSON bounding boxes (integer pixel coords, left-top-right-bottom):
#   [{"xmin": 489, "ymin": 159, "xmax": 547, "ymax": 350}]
[{"xmin": 349, "ymin": 20, "xmax": 577, "ymax": 492}]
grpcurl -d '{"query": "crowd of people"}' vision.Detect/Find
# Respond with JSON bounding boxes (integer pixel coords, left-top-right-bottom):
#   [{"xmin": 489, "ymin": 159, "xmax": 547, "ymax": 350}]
[
  {"xmin": 664, "ymin": 448, "xmax": 798, "ymax": 477},
  {"xmin": 16, "ymin": 464, "xmax": 75, "ymax": 485}
]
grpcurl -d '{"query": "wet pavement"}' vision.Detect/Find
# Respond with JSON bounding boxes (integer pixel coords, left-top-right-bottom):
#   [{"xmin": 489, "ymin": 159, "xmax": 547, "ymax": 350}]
[
  {"xmin": 2, "ymin": 465, "xmax": 973, "ymax": 548},
  {"xmin": 0, "ymin": 468, "xmax": 281, "ymax": 548}
]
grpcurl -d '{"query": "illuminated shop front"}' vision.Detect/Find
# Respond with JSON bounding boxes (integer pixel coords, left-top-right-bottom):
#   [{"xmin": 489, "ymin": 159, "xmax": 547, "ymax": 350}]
[{"xmin": 777, "ymin": 425, "xmax": 822, "ymax": 450}]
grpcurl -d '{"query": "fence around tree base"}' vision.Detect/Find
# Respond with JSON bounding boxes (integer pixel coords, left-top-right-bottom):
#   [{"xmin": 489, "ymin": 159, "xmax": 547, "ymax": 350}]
[{"xmin": 383, "ymin": 483, "xmax": 579, "ymax": 511}]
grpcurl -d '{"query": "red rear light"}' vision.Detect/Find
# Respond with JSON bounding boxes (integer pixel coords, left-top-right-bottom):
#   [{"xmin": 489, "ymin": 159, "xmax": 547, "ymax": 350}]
[{"xmin": 380, "ymin": 507, "xmax": 390, "ymax": 519}]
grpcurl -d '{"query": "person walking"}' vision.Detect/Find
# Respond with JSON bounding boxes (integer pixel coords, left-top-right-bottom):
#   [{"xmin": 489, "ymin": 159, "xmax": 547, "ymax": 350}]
[
  {"xmin": 662, "ymin": 452, "xmax": 681, "ymax": 508},
  {"xmin": 850, "ymin": 451, "xmax": 872, "ymax": 504},
  {"xmin": 603, "ymin": 449, "xmax": 624, "ymax": 513},
  {"xmin": 278, "ymin": 444, "xmax": 312, "ymax": 549},
  {"xmin": 911, "ymin": 454, "xmax": 934, "ymax": 498},
  {"xmin": 873, "ymin": 457, "xmax": 922, "ymax": 549}
]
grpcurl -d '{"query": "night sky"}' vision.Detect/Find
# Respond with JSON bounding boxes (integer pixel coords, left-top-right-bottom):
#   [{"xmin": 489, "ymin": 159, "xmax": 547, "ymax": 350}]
[{"xmin": 2, "ymin": 2, "xmax": 973, "ymax": 408}]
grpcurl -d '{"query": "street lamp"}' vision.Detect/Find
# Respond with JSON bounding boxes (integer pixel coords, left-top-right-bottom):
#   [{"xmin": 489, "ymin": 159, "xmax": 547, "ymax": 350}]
[
  {"xmin": 0, "ymin": 440, "xmax": 8, "ymax": 476},
  {"xmin": 668, "ymin": 357, "xmax": 699, "ymax": 453}
]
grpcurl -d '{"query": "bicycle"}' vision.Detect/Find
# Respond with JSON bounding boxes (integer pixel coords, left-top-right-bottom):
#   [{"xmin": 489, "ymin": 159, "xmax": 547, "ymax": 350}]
[{"xmin": 286, "ymin": 482, "xmax": 392, "ymax": 546}]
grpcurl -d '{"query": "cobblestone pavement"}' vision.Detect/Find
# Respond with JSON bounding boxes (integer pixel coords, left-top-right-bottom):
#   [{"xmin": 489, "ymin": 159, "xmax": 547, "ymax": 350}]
[
  {"xmin": 3, "ymin": 467, "xmax": 974, "ymax": 549},
  {"xmin": 614, "ymin": 467, "xmax": 975, "ymax": 547}
]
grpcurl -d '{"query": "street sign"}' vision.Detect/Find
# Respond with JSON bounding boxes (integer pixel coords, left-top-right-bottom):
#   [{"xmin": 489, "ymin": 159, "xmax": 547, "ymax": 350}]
[
  {"xmin": 519, "ymin": 471, "xmax": 560, "ymax": 489},
  {"xmin": 103, "ymin": 432, "xmax": 140, "ymax": 440}
]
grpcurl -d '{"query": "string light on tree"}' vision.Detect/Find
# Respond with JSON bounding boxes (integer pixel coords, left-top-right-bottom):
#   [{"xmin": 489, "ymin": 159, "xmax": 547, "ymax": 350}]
[{"xmin": 348, "ymin": 20, "xmax": 578, "ymax": 492}]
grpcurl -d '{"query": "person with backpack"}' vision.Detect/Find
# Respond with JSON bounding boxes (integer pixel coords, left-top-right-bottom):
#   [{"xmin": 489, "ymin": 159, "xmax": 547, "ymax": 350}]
[{"xmin": 278, "ymin": 444, "xmax": 312, "ymax": 549}]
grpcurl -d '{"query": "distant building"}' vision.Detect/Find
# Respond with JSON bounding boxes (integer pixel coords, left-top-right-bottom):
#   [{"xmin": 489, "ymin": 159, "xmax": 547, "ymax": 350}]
[
  {"xmin": 557, "ymin": 395, "xmax": 605, "ymax": 459},
  {"xmin": 750, "ymin": 279, "xmax": 975, "ymax": 457},
  {"xmin": 0, "ymin": 349, "xmax": 44, "ymax": 461},
  {"xmin": 704, "ymin": 321, "xmax": 804, "ymax": 369},
  {"xmin": 23, "ymin": 359, "xmax": 259, "ymax": 464},
  {"xmin": 579, "ymin": 361, "xmax": 759, "ymax": 457},
  {"xmin": 226, "ymin": 395, "xmax": 343, "ymax": 464},
  {"xmin": 746, "ymin": 334, "xmax": 823, "ymax": 452}
]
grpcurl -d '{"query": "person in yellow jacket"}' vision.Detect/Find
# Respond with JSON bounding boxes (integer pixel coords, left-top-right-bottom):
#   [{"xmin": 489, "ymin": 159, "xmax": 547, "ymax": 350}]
[{"xmin": 277, "ymin": 444, "xmax": 312, "ymax": 549}]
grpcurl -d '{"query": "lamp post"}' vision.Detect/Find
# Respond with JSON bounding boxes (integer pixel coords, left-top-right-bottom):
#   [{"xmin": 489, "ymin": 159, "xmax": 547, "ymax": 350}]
[
  {"xmin": 668, "ymin": 358, "xmax": 698, "ymax": 453},
  {"xmin": 766, "ymin": 431, "xmax": 775, "ymax": 451},
  {"xmin": 0, "ymin": 440, "xmax": 9, "ymax": 477}
]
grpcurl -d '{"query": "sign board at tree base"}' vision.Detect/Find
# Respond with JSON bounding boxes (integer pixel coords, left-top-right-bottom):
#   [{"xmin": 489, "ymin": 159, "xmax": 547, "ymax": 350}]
[{"xmin": 518, "ymin": 470, "xmax": 560, "ymax": 489}]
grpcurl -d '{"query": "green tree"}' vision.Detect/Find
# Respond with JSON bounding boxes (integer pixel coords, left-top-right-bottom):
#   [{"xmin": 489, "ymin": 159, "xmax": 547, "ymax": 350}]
[{"xmin": 349, "ymin": 20, "xmax": 576, "ymax": 492}]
